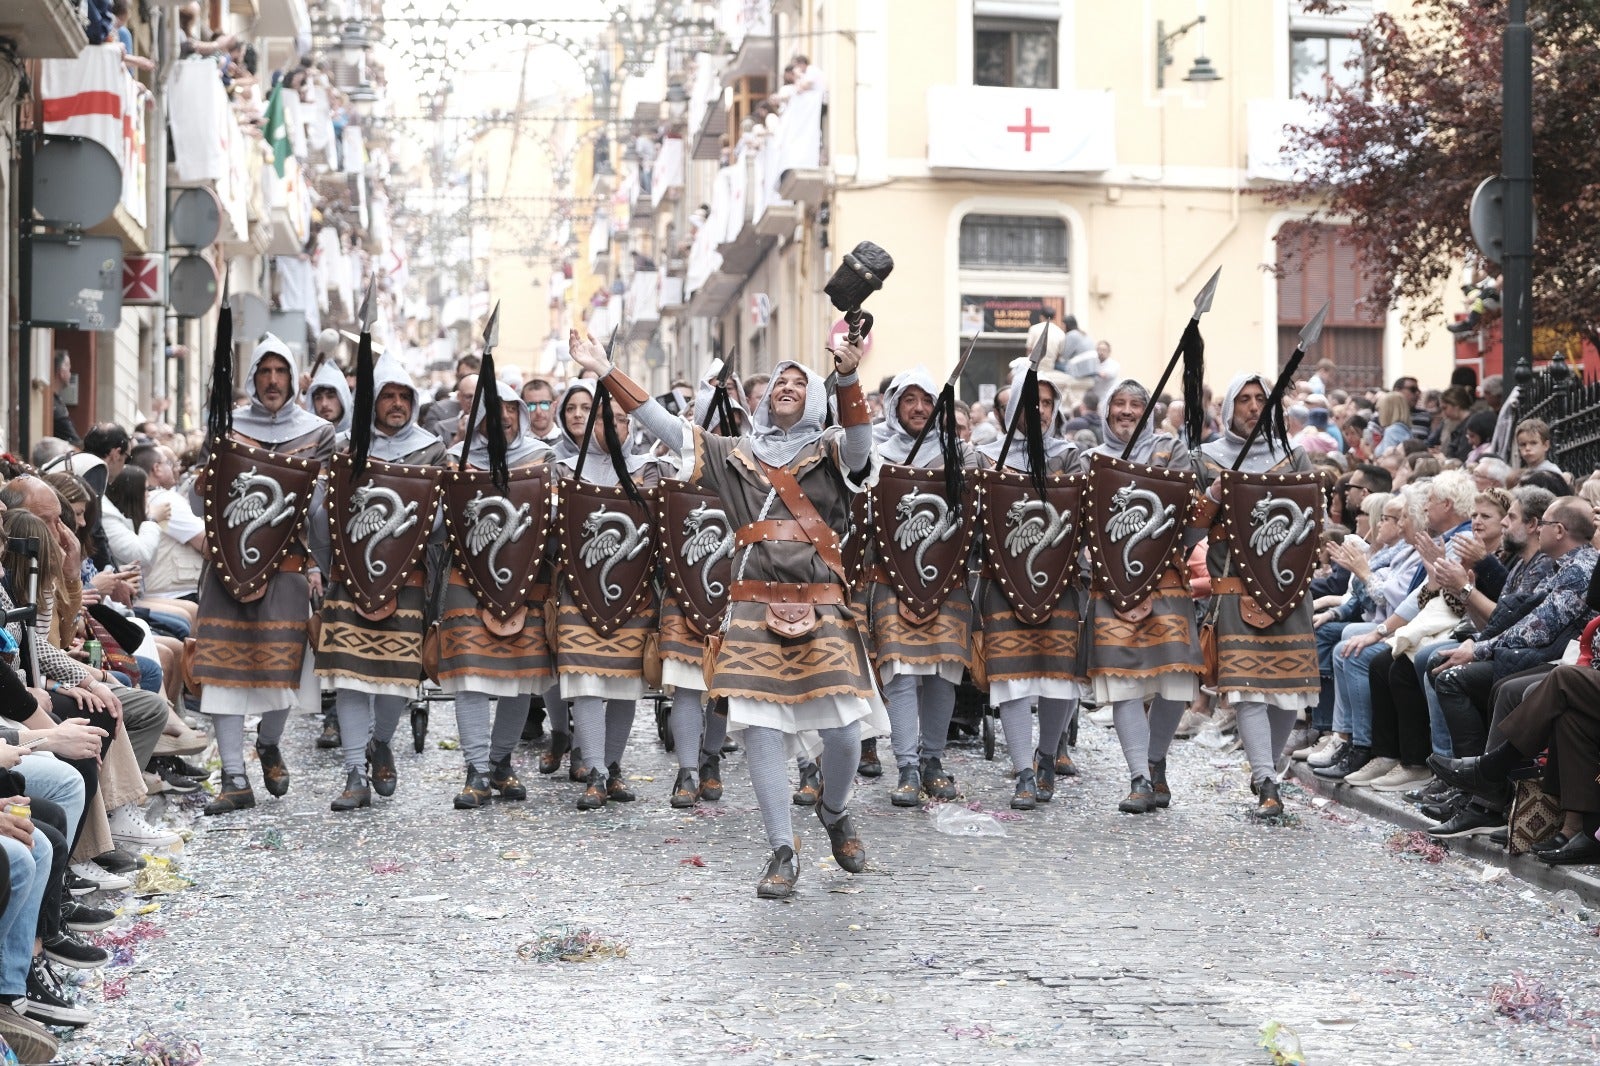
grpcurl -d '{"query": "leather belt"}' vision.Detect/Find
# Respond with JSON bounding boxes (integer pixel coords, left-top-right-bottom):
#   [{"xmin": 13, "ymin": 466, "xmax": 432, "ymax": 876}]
[
  {"xmin": 730, "ymin": 580, "xmax": 846, "ymax": 606},
  {"xmin": 279, "ymin": 555, "xmax": 306, "ymax": 574},
  {"xmin": 862, "ymin": 564, "xmax": 891, "ymax": 587},
  {"xmin": 734, "ymin": 520, "xmax": 813, "ymax": 551},
  {"xmin": 1211, "ymin": 578, "xmax": 1245, "ymax": 596}
]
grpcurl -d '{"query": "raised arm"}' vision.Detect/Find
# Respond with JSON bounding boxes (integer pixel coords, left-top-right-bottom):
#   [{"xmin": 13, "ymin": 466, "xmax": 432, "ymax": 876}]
[{"xmin": 569, "ymin": 330, "xmax": 685, "ymax": 453}]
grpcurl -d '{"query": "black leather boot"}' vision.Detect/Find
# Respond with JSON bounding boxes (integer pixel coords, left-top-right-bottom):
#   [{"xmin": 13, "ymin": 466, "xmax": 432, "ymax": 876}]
[
  {"xmin": 255, "ymin": 744, "xmax": 291, "ymax": 797},
  {"xmin": 453, "ymin": 766, "xmax": 493, "ymax": 810},
  {"xmin": 367, "ymin": 739, "xmax": 397, "ymax": 798},
  {"xmin": 330, "ymin": 769, "xmax": 371, "ymax": 812}
]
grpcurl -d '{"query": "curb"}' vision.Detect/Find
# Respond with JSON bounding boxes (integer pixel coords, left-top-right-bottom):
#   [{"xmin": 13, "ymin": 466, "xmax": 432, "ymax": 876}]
[{"xmin": 1286, "ymin": 763, "xmax": 1600, "ymax": 909}]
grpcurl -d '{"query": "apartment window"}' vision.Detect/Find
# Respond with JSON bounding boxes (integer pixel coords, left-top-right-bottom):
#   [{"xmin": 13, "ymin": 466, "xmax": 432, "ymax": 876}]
[
  {"xmin": 1276, "ymin": 222, "xmax": 1385, "ymax": 388},
  {"xmin": 974, "ymin": 19, "xmax": 1057, "ymax": 89},
  {"xmin": 960, "ymin": 214, "xmax": 1068, "ymax": 272},
  {"xmin": 1290, "ymin": 31, "xmax": 1363, "ymax": 99}
]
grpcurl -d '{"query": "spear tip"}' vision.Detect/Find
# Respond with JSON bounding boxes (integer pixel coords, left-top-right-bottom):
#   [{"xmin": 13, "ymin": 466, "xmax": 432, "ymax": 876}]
[
  {"xmin": 483, "ymin": 301, "xmax": 501, "ymax": 349},
  {"xmin": 1299, "ymin": 300, "xmax": 1332, "ymax": 349},
  {"xmin": 1191, "ymin": 266, "xmax": 1223, "ymax": 320},
  {"xmin": 357, "ymin": 278, "xmax": 378, "ymax": 333}
]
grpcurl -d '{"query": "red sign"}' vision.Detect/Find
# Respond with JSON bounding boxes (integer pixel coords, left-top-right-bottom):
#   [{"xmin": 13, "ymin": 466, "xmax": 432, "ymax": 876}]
[
  {"xmin": 828, "ymin": 317, "xmax": 875, "ymax": 356},
  {"xmin": 123, "ymin": 252, "xmax": 164, "ymax": 306}
]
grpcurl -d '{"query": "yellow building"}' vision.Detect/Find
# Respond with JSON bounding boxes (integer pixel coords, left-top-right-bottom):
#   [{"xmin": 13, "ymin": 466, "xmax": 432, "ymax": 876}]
[{"xmin": 618, "ymin": 0, "xmax": 1454, "ymax": 401}]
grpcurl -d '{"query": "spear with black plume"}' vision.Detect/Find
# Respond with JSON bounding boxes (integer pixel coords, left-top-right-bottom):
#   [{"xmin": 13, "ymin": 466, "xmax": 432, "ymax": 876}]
[
  {"xmin": 576, "ymin": 331, "xmax": 649, "ymax": 509},
  {"xmin": 349, "ymin": 279, "xmax": 378, "ymax": 481},
  {"xmin": 1121, "ymin": 268, "xmax": 1220, "ymax": 458},
  {"xmin": 460, "ymin": 303, "xmax": 510, "ymax": 494},
  {"xmin": 1232, "ymin": 301, "xmax": 1330, "ymax": 468},
  {"xmin": 206, "ymin": 267, "xmax": 234, "ymax": 444},
  {"xmin": 995, "ymin": 325, "xmax": 1053, "ymax": 500},
  {"xmin": 905, "ymin": 331, "xmax": 982, "ymax": 506}
]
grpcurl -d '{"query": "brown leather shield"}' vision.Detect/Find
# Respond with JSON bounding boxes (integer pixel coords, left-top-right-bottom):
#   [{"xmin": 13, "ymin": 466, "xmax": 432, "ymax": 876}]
[
  {"xmin": 1218, "ymin": 468, "xmax": 1324, "ymax": 624},
  {"xmin": 978, "ymin": 468, "xmax": 1084, "ymax": 625},
  {"xmin": 656, "ymin": 481, "xmax": 733, "ymax": 636},
  {"xmin": 203, "ymin": 436, "xmax": 319, "ymax": 602},
  {"xmin": 557, "ymin": 478, "xmax": 657, "ymax": 637},
  {"xmin": 328, "ymin": 454, "xmax": 441, "ymax": 616},
  {"xmin": 1084, "ymin": 452, "xmax": 1196, "ymax": 614},
  {"xmin": 442, "ymin": 465, "xmax": 552, "ymax": 624},
  {"xmin": 870, "ymin": 464, "xmax": 977, "ymax": 622}
]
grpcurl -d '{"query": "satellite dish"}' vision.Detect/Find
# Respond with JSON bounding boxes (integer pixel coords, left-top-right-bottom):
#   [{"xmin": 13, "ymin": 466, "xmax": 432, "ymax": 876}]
[
  {"xmin": 235, "ymin": 292, "xmax": 270, "ymax": 339},
  {"xmin": 169, "ymin": 255, "xmax": 219, "ymax": 318},
  {"xmin": 31, "ymin": 135, "xmax": 121, "ymax": 229},
  {"xmin": 169, "ymin": 186, "xmax": 223, "ymax": 249}
]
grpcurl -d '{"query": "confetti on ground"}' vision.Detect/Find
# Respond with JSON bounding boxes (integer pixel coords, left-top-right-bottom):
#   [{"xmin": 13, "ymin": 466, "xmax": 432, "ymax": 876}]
[
  {"xmin": 943, "ymin": 1024, "xmax": 993, "ymax": 1040},
  {"xmin": 516, "ymin": 927, "xmax": 629, "ymax": 963},
  {"xmin": 125, "ymin": 1029, "xmax": 205, "ymax": 1066},
  {"xmin": 679, "ymin": 855, "xmax": 706, "ymax": 867},
  {"xmin": 248, "ymin": 828, "xmax": 287, "ymax": 851},
  {"xmin": 370, "ymin": 861, "xmax": 406, "ymax": 875},
  {"xmin": 1489, "ymin": 972, "xmax": 1567, "ymax": 1025},
  {"xmin": 1386, "ymin": 830, "xmax": 1448, "ymax": 864}
]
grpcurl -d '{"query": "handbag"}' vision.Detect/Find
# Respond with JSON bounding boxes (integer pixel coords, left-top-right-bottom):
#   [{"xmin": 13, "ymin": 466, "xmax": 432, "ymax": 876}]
[
  {"xmin": 642, "ymin": 631, "xmax": 663, "ymax": 689},
  {"xmin": 83, "ymin": 608, "xmax": 141, "ymax": 687}
]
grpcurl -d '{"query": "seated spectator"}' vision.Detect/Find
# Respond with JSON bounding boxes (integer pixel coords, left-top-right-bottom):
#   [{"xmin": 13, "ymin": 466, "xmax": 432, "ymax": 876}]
[
  {"xmin": 1374, "ymin": 391, "xmax": 1414, "ymax": 457},
  {"xmin": 127, "ymin": 445, "xmax": 205, "ymax": 601},
  {"xmin": 1423, "ymin": 496, "xmax": 1599, "ymax": 838}
]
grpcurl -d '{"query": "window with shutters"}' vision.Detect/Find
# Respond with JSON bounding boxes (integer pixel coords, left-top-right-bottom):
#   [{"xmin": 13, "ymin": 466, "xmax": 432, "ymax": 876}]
[{"xmin": 1276, "ymin": 222, "xmax": 1385, "ymax": 389}]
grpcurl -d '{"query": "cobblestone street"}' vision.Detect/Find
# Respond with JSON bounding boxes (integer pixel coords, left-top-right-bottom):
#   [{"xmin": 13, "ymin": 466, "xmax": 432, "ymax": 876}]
[{"xmin": 65, "ymin": 703, "xmax": 1600, "ymax": 1065}]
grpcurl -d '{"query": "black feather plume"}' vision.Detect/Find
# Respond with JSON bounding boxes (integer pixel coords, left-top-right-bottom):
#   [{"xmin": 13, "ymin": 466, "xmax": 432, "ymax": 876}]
[
  {"xmin": 1181, "ymin": 317, "xmax": 1206, "ymax": 445},
  {"xmin": 596, "ymin": 382, "xmax": 647, "ymax": 509},
  {"xmin": 935, "ymin": 387, "xmax": 965, "ymax": 506},
  {"xmin": 206, "ymin": 298, "xmax": 234, "ymax": 443},
  {"xmin": 1018, "ymin": 371, "xmax": 1050, "ymax": 499},
  {"xmin": 350, "ymin": 327, "xmax": 375, "ymax": 480},
  {"xmin": 474, "ymin": 348, "xmax": 510, "ymax": 494}
]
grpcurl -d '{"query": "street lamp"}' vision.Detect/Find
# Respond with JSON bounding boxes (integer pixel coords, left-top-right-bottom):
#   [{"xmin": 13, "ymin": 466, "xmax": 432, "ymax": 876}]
[{"xmin": 1156, "ymin": 6, "xmax": 1223, "ymax": 90}]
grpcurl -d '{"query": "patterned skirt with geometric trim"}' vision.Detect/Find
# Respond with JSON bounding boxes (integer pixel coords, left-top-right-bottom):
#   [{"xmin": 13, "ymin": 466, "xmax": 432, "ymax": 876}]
[
  {"xmin": 866, "ymin": 583, "xmax": 973, "ymax": 685},
  {"xmin": 192, "ymin": 566, "xmax": 309, "ymax": 691},
  {"xmin": 436, "ymin": 569, "xmax": 552, "ymax": 698},
  {"xmin": 554, "ymin": 580, "xmax": 656, "ymax": 701},
  {"xmin": 1212, "ymin": 593, "xmax": 1318, "ymax": 711},
  {"xmin": 315, "ymin": 579, "xmax": 427, "ymax": 698},
  {"xmin": 1084, "ymin": 565, "xmax": 1202, "ymax": 704},
  {"xmin": 708, "ymin": 600, "xmax": 878, "ymax": 706},
  {"xmin": 979, "ymin": 578, "xmax": 1085, "ymax": 703}
]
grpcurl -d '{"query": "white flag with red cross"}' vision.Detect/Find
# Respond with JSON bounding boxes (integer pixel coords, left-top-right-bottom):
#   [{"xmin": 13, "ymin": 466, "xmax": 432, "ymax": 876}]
[{"xmin": 926, "ymin": 86, "xmax": 1116, "ymax": 174}]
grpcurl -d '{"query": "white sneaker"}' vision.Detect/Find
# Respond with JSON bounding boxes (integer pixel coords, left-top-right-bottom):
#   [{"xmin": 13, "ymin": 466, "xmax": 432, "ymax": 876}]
[
  {"xmin": 1344, "ymin": 756, "xmax": 1399, "ymax": 787},
  {"xmin": 107, "ymin": 804, "xmax": 181, "ymax": 849},
  {"xmin": 1295, "ymin": 732, "xmax": 1334, "ymax": 761},
  {"xmin": 69, "ymin": 863, "xmax": 131, "ymax": 893},
  {"xmin": 1307, "ymin": 736, "xmax": 1347, "ymax": 768},
  {"xmin": 1369, "ymin": 764, "xmax": 1434, "ymax": 792}
]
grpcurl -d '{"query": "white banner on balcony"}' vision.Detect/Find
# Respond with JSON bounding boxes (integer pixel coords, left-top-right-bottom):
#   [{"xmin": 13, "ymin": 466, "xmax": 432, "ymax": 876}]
[
  {"xmin": 926, "ymin": 86, "xmax": 1115, "ymax": 173},
  {"xmin": 651, "ymin": 136, "xmax": 685, "ymax": 208},
  {"xmin": 40, "ymin": 45, "xmax": 125, "ymax": 166}
]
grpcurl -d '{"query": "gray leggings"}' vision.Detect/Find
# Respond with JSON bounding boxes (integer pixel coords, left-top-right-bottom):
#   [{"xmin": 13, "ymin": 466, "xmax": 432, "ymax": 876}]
[
  {"xmin": 882, "ymin": 673, "xmax": 960, "ymax": 767},
  {"xmin": 571, "ymin": 697, "xmax": 638, "ymax": 773},
  {"xmin": 669, "ymin": 689, "xmax": 704, "ymax": 770},
  {"xmin": 997, "ymin": 697, "xmax": 1077, "ymax": 774},
  {"xmin": 335, "ymin": 690, "xmax": 407, "ymax": 773},
  {"xmin": 1236, "ymin": 700, "xmax": 1300, "ymax": 785},
  {"xmin": 453, "ymin": 691, "xmax": 532, "ymax": 772},
  {"xmin": 1109, "ymin": 696, "xmax": 1188, "ymax": 778},
  {"xmin": 543, "ymin": 681, "xmax": 568, "ymax": 735},
  {"xmin": 216, "ymin": 710, "xmax": 288, "ymax": 779},
  {"xmin": 743, "ymin": 723, "xmax": 860, "ymax": 851}
]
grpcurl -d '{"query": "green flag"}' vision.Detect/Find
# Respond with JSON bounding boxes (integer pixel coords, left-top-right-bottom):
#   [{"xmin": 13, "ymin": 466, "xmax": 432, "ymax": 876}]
[{"xmin": 263, "ymin": 83, "xmax": 291, "ymax": 178}]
